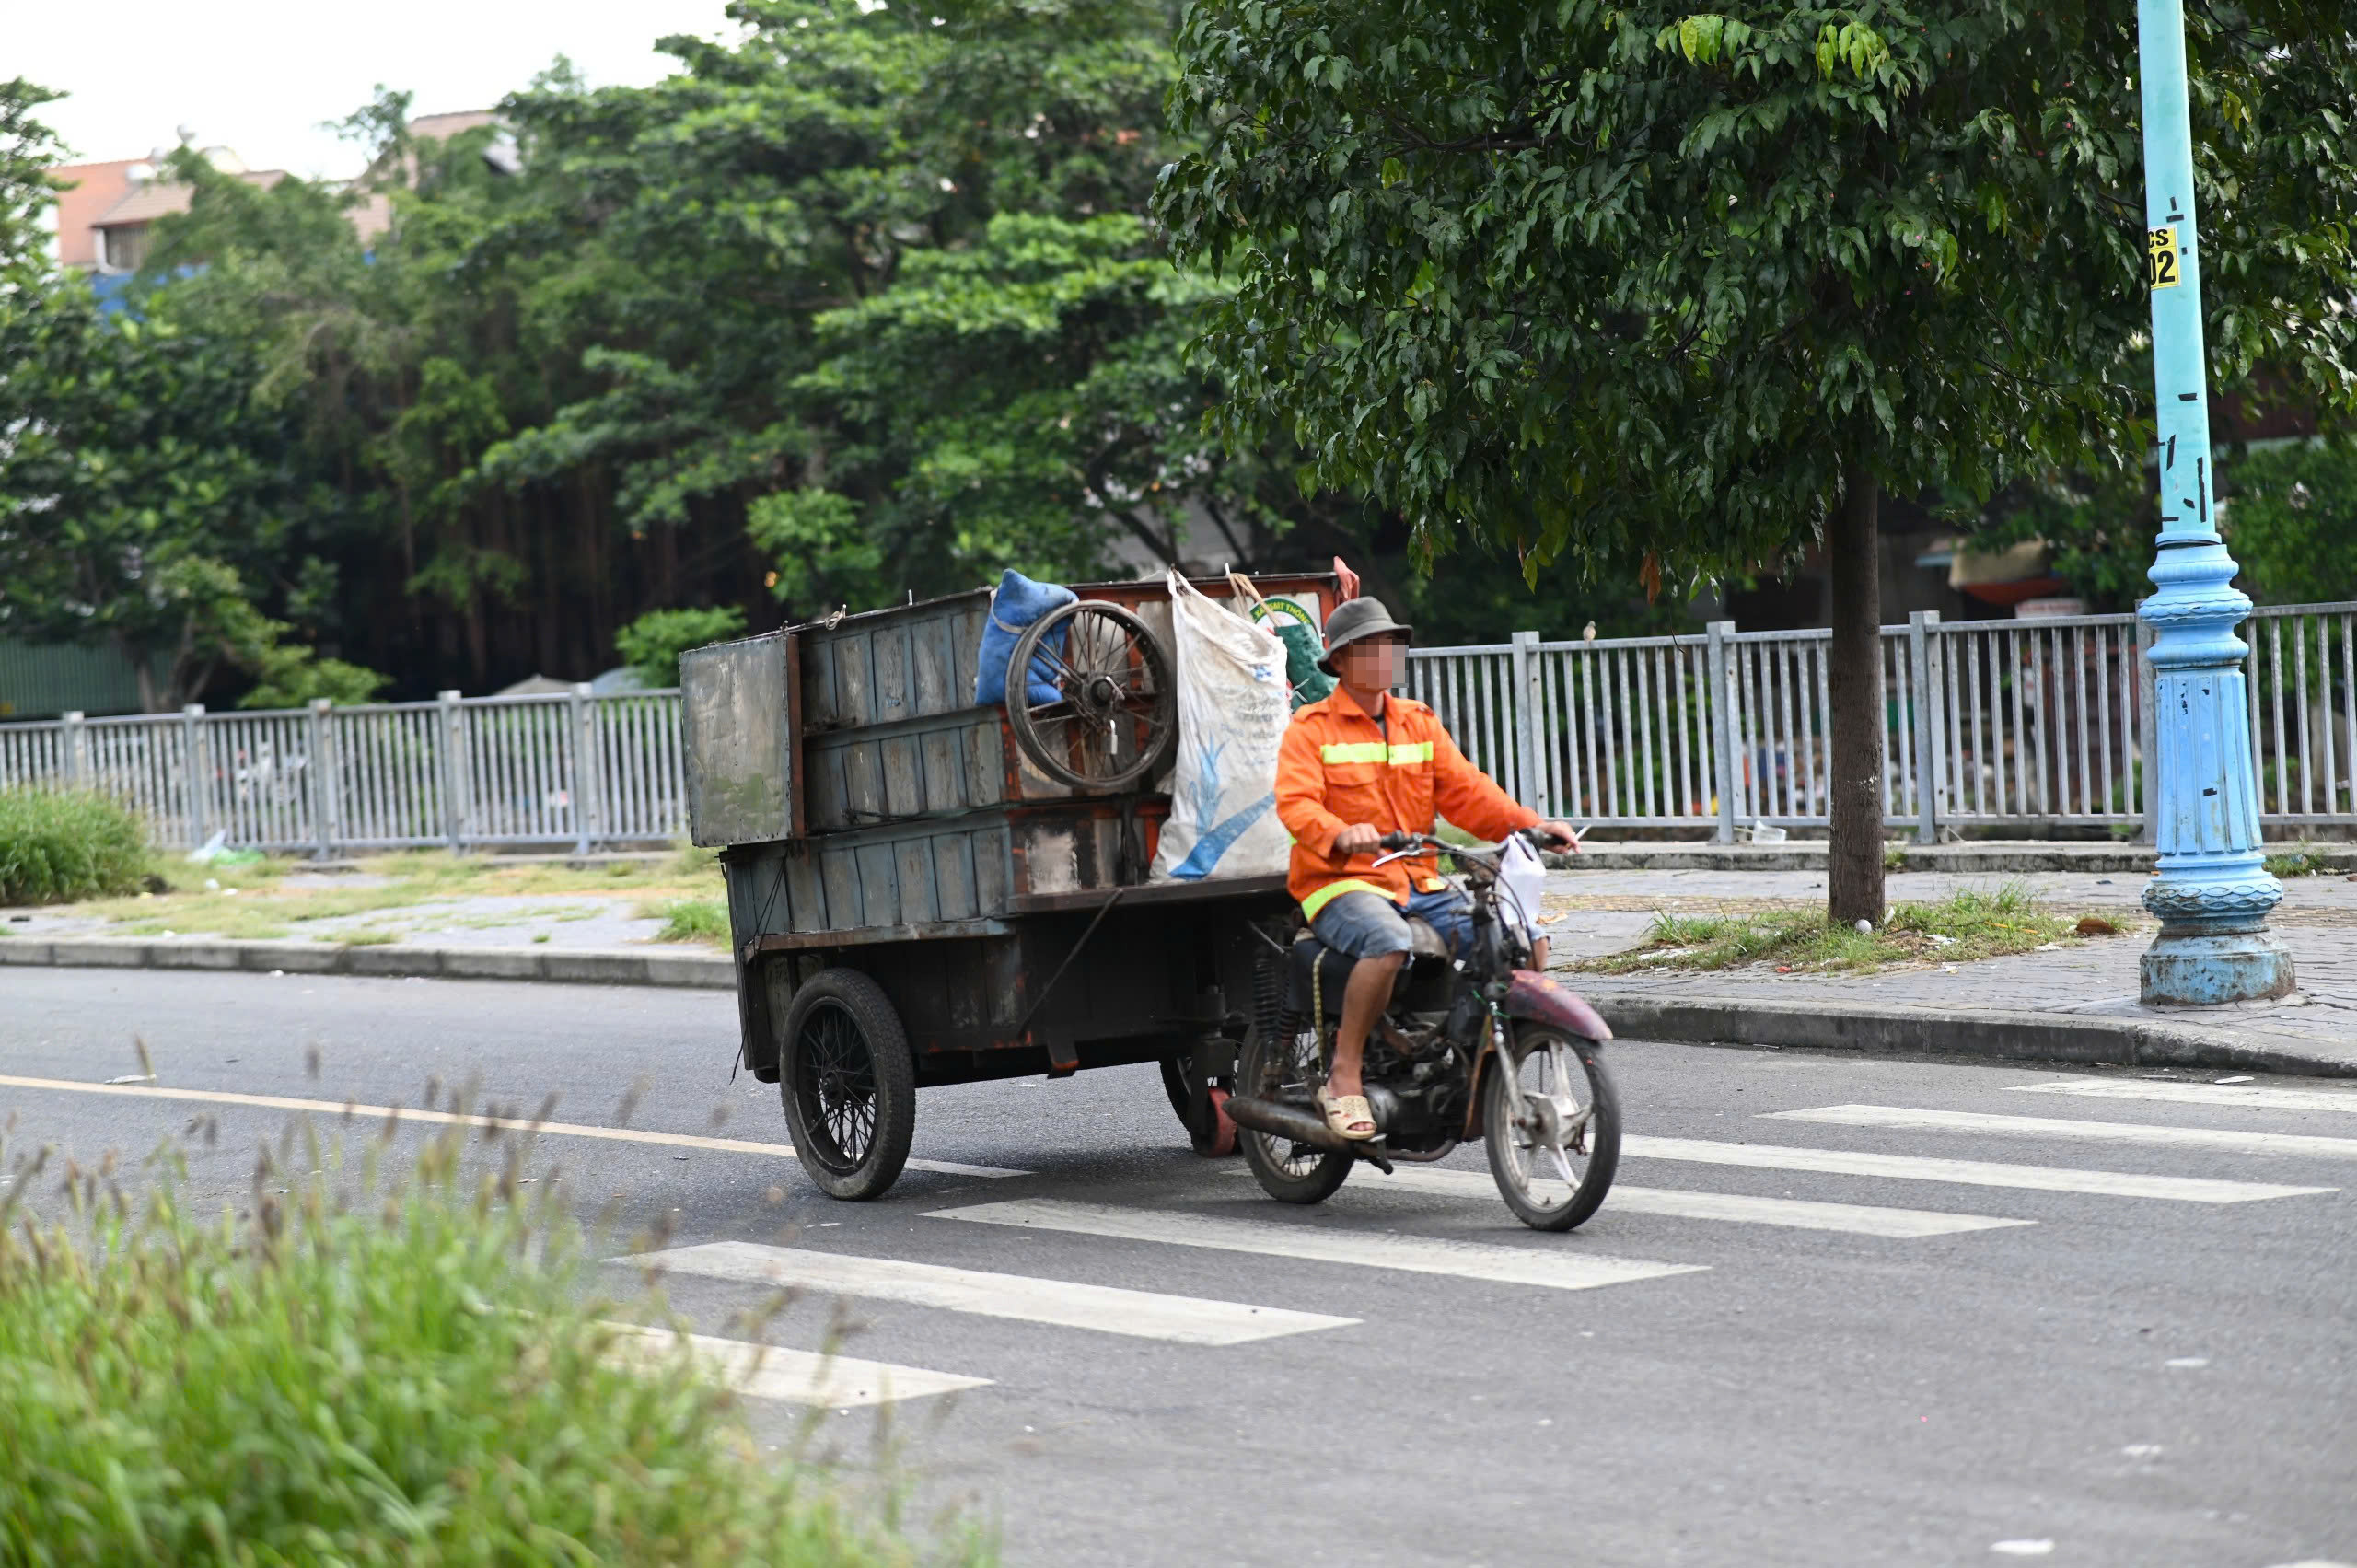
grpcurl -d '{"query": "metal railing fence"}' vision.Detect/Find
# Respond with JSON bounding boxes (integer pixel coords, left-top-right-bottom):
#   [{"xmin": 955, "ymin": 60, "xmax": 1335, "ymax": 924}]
[
  {"xmin": 1, "ymin": 687, "xmax": 686, "ymax": 854},
  {"xmin": 1408, "ymin": 602, "xmax": 2357, "ymax": 841},
  {"xmin": 4, "ymin": 603, "xmax": 2351, "ymax": 853}
]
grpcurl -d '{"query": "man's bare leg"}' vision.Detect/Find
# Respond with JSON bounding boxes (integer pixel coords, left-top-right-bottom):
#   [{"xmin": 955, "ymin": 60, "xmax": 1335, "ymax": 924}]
[{"xmin": 1326, "ymin": 950, "xmax": 1404, "ymax": 1098}]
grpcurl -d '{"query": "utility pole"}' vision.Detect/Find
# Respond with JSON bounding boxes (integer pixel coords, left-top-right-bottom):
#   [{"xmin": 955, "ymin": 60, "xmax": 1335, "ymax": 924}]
[{"xmin": 2133, "ymin": 0, "xmax": 2293, "ymax": 1005}]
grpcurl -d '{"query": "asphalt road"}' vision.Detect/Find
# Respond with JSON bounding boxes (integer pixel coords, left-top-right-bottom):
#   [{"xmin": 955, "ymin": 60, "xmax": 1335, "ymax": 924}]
[{"xmin": 4, "ymin": 967, "xmax": 2352, "ymax": 1568}]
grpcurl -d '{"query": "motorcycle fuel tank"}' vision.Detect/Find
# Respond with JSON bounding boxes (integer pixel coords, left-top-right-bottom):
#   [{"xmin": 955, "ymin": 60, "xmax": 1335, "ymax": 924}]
[{"xmin": 1503, "ymin": 970, "xmax": 1613, "ymax": 1042}]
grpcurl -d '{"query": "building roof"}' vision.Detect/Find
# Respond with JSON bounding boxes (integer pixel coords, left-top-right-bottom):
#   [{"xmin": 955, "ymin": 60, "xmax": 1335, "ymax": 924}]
[
  {"xmin": 408, "ymin": 110, "xmax": 499, "ymax": 142},
  {"xmin": 90, "ymin": 168, "xmax": 284, "ymax": 229},
  {"xmin": 47, "ymin": 159, "xmax": 140, "ymax": 268}
]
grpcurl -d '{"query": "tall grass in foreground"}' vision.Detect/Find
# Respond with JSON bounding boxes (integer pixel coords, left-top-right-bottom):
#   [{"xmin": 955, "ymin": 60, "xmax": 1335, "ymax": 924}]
[
  {"xmin": 0, "ymin": 1125, "xmax": 988, "ymax": 1566},
  {"xmin": 0, "ymin": 788, "xmax": 146, "ymax": 906}
]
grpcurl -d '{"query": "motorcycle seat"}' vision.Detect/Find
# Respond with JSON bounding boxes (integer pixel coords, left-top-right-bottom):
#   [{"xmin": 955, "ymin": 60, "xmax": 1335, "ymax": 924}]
[{"xmin": 1286, "ymin": 921, "xmax": 1450, "ymax": 1018}]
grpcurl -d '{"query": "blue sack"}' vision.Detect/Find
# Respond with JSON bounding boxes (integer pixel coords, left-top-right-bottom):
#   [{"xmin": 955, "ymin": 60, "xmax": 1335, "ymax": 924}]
[{"xmin": 974, "ymin": 568, "xmax": 1076, "ymax": 708}]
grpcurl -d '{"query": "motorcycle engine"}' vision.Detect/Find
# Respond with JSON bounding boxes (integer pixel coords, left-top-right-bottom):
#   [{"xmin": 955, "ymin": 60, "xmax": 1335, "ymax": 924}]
[{"xmin": 1363, "ymin": 1017, "xmax": 1467, "ymax": 1144}]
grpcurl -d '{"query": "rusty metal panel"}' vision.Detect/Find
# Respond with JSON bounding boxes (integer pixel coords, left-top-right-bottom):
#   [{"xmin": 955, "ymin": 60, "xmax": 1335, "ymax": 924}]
[
  {"xmin": 801, "ymin": 635, "xmax": 840, "ymax": 730},
  {"xmin": 881, "ymin": 732, "xmax": 923, "ymax": 816},
  {"xmin": 680, "ymin": 633, "xmax": 795, "ymax": 848},
  {"xmin": 854, "ymin": 841, "xmax": 900, "ymax": 926},
  {"xmin": 806, "ymin": 743, "xmax": 848, "ymax": 831},
  {"xmin": 874, "ymin": 621, "xmax": 911, "ymax": 726},
  {"xmin": 799, "ymin": 707, "xmax": 1010, "ymax": 832},
  {"xmin": 819, "ymin": 840, "xmax": 861, "ymax": 924},
  {"xmin": 895, "ymin": 837, "xmax": 936, "ymax": 923},
  {"xmin": 950, "ymin": 601, "xmax": 986, "ymax": 705},
  {"xmin": 912, "ymin": 611, "xmax": 957, "ymax": 714},
  {"xmin": 934, "ymin": 833, "xmax": 976, "ymax": 920},
  {"xmin": 786, "ymin": 851, "xmax": 828, "ymax": 934}
]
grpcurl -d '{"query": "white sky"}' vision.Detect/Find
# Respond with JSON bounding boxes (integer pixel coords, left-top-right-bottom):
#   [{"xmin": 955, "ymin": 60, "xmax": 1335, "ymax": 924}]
[{"xmin": 19, "ymin": 0, "xmax": 747, "ymax": 179}]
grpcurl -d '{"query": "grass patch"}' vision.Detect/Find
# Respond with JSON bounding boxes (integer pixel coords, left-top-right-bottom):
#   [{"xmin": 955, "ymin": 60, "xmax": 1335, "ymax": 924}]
[
  {"xmin": 1585, "ymin": 883, "xmax": 2119, "ymax": 975},
  {"xmin": 1882, "ymin": 842, "xmax": 1909, "ymax": 872},
  {"xmin": 330, "ymin": 926, "xmax": 400, "ymax": 946},
  {"xmin": 0, "ymin": 1127, "xmax": 987, "ymax": 1564},
  {"xmin": 67, "ymin": 846, "xmax": 726, "ymax": 940},
  {"xmin": 2265, "ymin": 847, "xmax": 2333, "ymax": 877},
  {"xmin": 644, "ymin": 895, "xmax": 731, "ymax": 945},
  {"xmin": 0, "ymin": 788, "xmax": 147, "ymax": 905}
]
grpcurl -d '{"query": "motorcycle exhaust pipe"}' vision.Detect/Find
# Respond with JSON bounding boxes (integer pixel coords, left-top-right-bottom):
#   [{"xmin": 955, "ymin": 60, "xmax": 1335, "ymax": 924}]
[{"xmin": 1222, "ymin": 1095, "xmax": 1353, "ymax": 1153}]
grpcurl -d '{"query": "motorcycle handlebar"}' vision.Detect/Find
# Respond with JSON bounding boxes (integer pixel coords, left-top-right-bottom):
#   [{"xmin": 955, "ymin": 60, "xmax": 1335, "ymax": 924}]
[{"xmin": 1372, "ymin": 825, "xmax": 1575, "ymax": 858}]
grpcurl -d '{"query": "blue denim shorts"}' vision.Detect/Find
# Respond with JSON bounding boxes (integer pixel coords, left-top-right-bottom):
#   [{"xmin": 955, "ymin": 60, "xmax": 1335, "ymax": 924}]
[{"xmin": 1310, "ymin": 888, "xmax": 1474, "ymax": 960}]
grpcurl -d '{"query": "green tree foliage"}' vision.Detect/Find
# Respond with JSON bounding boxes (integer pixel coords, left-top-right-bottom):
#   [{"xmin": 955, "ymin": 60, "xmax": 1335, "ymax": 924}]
[
  {"xmin": 2224, "ymin": 436, "xmax": 2357, "ymax": 605},
  {"xmin": 614, "ymin": 605, "xmax": 751, "ymax": 688},
  {"xmin": 477, "ymin": 0, "xmax": 1354, "ymax": 611},
  {"xmin": 0, "ymin": 285, "xmax": 314, "ymax": 711},
  {"xmin": 0, "ymin": 78, "xmax": 68, "ymax": 286},
  {"xmin": 1158, "ymin": 0, "xmax": 2357, "ymax": 918},
  {"xmin": 134, "ymin": 112, "xmax": 597, "ymax": 692}
]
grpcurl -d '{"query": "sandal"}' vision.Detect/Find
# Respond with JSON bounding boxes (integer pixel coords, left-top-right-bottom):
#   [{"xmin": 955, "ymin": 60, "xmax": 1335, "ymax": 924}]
[{"xmin": 1317, "ymin": 1090, "xmax": 1377, "ymax": 1142}]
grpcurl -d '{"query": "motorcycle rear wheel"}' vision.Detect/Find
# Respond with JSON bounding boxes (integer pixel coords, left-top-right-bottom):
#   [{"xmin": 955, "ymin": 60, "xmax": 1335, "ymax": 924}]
[
  {"xmin": 1482, "ymin": 1027, "xmax": 1618, "ymax": 1232},
  {"xmin": 1236, "ymin": 1026, "xmax": 1351, "ymax": 1204}
]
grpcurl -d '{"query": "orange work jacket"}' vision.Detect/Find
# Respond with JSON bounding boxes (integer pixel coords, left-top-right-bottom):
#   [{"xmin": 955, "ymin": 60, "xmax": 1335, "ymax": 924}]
[{"xmin": 1274, "ymin": 685, "xmax": 1539, "ymax": 919}]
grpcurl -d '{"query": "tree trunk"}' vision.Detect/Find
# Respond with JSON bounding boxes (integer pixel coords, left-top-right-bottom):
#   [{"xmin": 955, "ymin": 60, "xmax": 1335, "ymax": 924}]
[
  {"xmin": 125, "ymin": 636, "xmax": 162, "ymax": 715},
  {"xmin": 1826, "ymin": 457, "xmax": 1886, "ymax": 929}
]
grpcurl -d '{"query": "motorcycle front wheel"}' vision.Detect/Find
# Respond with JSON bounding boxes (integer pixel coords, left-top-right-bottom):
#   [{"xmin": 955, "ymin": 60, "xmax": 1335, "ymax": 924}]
[
  {"xmin": 1235, "ymin": 1026, "xmax": 1352, "ymax": 1205},
  {"xmin": 1482, "ymin": 1027, "xmax": 1619, "ymax": 1232}
]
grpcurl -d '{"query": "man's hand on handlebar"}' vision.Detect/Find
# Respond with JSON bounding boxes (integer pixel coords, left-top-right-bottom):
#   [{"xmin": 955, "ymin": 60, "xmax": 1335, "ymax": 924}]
[
  {"xmin": 1532, "ymin": 820, "xmax": 1584, "ymax": 854},
  {"xmin": 1333, "ymin": 823, "xmax": 1387, "ymax": 856}
]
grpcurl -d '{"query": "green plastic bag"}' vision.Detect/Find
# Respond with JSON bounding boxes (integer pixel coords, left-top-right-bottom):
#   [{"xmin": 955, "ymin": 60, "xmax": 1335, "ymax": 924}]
[{"xmin": 1226, "ymin": 574, "xmax": 1334, "ymax": 709}]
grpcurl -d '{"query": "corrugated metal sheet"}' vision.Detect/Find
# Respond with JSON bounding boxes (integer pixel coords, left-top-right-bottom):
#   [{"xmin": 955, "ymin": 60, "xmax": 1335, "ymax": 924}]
[{"xmin": 0, "ymin": 641, "xmax": 156, "ymax": 719}]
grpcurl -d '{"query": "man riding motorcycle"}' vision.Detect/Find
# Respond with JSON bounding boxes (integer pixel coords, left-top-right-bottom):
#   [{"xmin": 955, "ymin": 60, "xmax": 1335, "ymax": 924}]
[{"xmin": 1273, "ymin": 598, "xmax": 1580, "ymax": 1141}]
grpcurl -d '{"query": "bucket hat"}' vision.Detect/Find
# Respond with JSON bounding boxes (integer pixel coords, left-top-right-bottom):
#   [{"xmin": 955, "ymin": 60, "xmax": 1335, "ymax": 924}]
[{"xmin": 1318, "ymin": 596, "xmax": 1413, "ymax": 676}]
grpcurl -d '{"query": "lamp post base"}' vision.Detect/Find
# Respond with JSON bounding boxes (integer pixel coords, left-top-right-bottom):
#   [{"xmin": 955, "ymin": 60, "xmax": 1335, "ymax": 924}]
[{"xmin": 2140, "ymin": 925, "xmax": 2296, "ymax": 1007}]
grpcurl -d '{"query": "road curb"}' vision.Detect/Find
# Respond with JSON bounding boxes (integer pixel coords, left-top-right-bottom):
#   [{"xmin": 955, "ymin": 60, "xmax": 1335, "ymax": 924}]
[
  {"xmin": 1543, "ymin": 842, "xmax": 2357, "ymax": 874},
  {"xmin": 0, "ymin": 936, "xmax": 736, "ymax": 990},
  {"xmin": 9, "ymin": 934, "xmax": 2349, "ymax": 1078},
  {"xmin": 1589, "ymin": 992, "xmax": 2357, "ymax": 1078}
]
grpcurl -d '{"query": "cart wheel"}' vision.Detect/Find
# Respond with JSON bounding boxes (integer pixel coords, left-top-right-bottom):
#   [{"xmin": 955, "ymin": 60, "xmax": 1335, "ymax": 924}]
[
  {"xmin": 1006, "ymin": 601, "xmax": 1178, "ymax": 792},
  {"xmin": 1159, "ymin": 1053, "xmax": 1239, "ymax": 1157},
  {"xmin": 781, "ymin": 969, "xmax": 916, "ymax": 1201}
]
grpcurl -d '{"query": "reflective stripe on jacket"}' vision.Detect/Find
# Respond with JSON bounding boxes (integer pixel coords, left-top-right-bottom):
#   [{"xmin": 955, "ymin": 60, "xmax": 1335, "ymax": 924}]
[{"xmin": 1274, "ymin": 685, "xmax": 1539, "ymax": 916}]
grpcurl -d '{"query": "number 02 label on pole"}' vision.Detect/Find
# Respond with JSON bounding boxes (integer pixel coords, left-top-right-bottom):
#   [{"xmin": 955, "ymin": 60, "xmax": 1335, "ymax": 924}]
[{"xmin": 2148, "ymin": 226, "xmax": 2181, "ymax": 290}]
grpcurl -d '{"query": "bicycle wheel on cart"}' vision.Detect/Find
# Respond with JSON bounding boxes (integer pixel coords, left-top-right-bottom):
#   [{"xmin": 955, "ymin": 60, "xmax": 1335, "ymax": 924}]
[{"xmin": 781, "ymin": 969, "xmax": 917, "ymax": 1201}]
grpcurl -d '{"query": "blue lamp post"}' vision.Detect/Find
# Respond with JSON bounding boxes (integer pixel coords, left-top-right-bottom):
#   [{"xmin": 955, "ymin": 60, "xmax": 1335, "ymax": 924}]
[{"xmin": 2133, "ymin": 0, "xmax": 2293, "ymax": 1005}]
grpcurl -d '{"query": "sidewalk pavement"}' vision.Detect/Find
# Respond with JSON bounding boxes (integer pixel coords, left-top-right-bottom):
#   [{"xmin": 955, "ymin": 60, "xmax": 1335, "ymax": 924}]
[{"xmin": 1540, "ymin": 860, "xmax": 2357, "ymax": 1077}]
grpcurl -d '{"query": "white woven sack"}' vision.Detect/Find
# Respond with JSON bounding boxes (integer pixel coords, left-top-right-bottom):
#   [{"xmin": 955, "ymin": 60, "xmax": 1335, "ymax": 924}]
[{"xmin": 1150, "ymin": 571, "xmax": 1293, "ymax": 881}]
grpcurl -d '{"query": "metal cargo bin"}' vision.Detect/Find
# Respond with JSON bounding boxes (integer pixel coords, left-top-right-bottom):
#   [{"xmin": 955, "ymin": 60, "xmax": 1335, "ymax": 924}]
[{"xmin": 680, "ymin": 632, "xmax": 798, "ymax": 847}]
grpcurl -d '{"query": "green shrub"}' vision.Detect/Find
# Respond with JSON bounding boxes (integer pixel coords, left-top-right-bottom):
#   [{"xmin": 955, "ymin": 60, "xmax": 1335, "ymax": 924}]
[
  {"xmin": 616, "ymin": 607, "xmax": 750, "ymax": 690},
  {"xmin": 0, "ymin": 1129, "xmax": 983, "ymax": 1566},
  {"xmin": 0, "ymin": 788, "xmax": 147, "ymax": 905},
  {"xmin": 646, "ymin": 895, "xmax": 731, "ymax": 945}
]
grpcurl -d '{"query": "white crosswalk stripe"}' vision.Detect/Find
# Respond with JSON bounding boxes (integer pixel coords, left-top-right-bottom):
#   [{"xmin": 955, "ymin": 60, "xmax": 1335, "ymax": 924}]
[
  {"xmin": 625, "ymin": 1239, "xmax": 1359, "ymax": 1344},
  {"xmin": 2012, "ymin": 1077, "xmax": 2357, "ymax": 1115},
  {"xmin": 598, "ymin": 1321, "xmax": 988, "ymax": 1405},
  {"xmin": 1220, "ymin": 1165, "xmax": 2034, "ymax": 1237},
  {"xmin": 1765, "ymin": 1104, "xmax": 2357, "ymax": 1162},
  {"xmin": 925, "ymin": 1198, "xmax": 1705, "ymax": 1292},
  {"xmin": 0, "ymin": 1073, "xmax": 1028, "ymax": 1179},
  {"xmin": 1621, "ymin": 1134, "xmax": 2332, "ymax": 1203}
]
